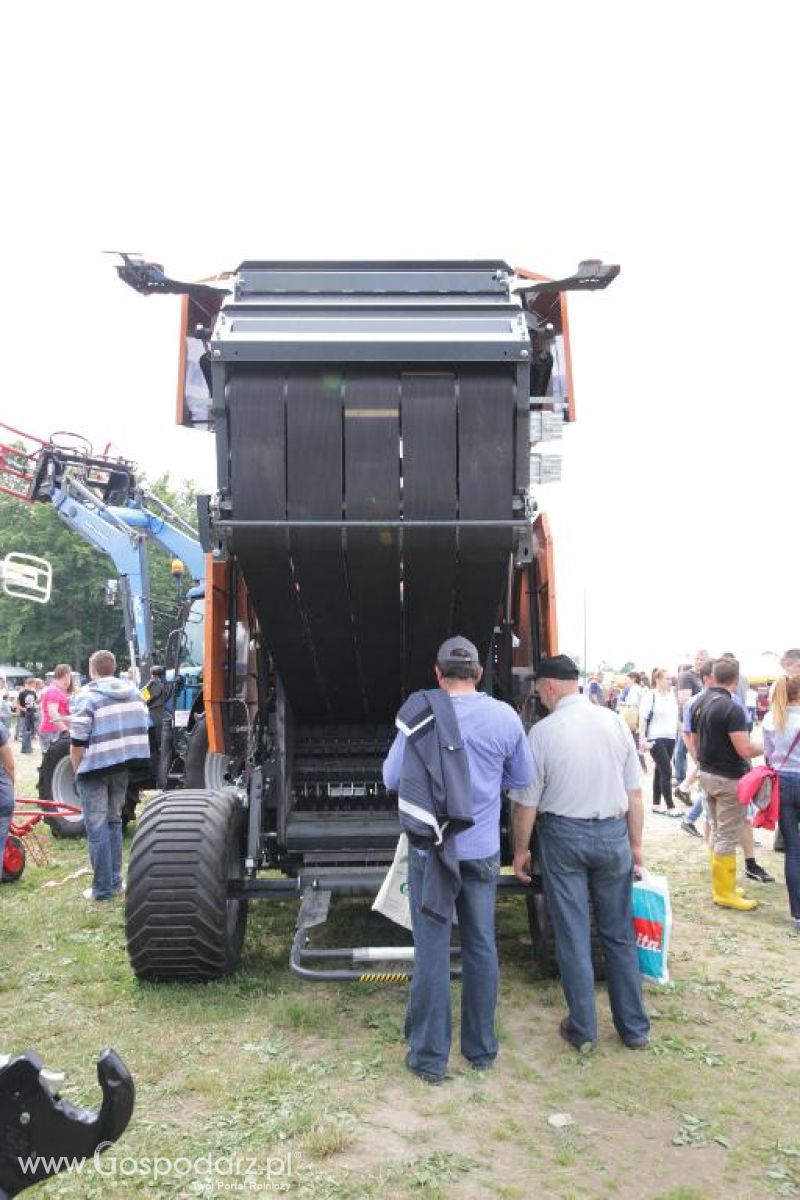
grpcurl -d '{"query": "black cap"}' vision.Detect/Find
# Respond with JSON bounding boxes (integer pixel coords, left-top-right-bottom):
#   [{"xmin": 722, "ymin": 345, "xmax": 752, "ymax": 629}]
[
  {"xmin": 535, "ymin": 654, "xmax": 580, "ymax": 681},
  {"xmin": 436, "ymin": 635, "xmax": 479, "ymax": 667}
]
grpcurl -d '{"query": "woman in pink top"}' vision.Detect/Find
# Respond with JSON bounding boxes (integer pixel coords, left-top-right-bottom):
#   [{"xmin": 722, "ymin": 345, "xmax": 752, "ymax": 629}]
[{"xmin": 38, "ymin": 664, "xmax": 74, "ymax": 754}]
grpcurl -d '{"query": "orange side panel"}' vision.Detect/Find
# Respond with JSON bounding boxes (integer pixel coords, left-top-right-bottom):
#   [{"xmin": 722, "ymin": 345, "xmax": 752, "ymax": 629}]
[
  {"xmin": 203, "ymin": 554, "xmax": 229, "ymax": 754},
  {"xmin": 176, "ymin": 295, "xmax": 189, "ymax": 427},
  {"xmin": 514, "ymin": 267, "xmax": 550, "ymax": 284},
  {"xmin": 533, "ymin": 512, "xmax": 558, "ymax": 657},
  {"xmin": 559, "ymin": 293, "xmax": 576, "ymax": 424}
]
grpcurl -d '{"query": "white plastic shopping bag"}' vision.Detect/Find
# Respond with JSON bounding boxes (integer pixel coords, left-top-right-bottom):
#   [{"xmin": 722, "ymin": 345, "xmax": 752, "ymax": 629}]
[
  {"xmin": 372, "ymin": 833, "xmax": 412, "ymax": 930},
  {"xmin": 631, "ymin": 869, "xmax": 672, "ymax": 984}
]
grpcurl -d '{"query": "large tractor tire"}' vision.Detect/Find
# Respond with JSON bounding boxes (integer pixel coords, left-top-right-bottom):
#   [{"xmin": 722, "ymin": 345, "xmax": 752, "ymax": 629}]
[
  {"xmin": 39, "ymin": 738, "xmax": 85, "ymax": 838},
  {"xmin": 39, "ymin": 738, "xmax": 139, "ymax": 837},
  {"xmin": 527, "ymin": 888, "xmax": 607, "ymax": 982},
  {"xmin": 125, "ymin": 788, "xmax": 248, "ymax": 981},
  {"xmin": 183, "ymin": 714, "xmax": 231, "ymax": 792}
]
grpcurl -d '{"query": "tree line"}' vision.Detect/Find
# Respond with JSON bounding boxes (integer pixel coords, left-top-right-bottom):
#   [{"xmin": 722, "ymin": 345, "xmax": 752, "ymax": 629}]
[{"xmin": 0, "ymin": 475, "xmax": 198, "ymax": 675}]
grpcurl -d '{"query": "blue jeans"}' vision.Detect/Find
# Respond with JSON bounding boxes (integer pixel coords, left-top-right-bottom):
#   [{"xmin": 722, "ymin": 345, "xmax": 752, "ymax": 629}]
[
  {"xmin": 686, "ymin": 787, "xmax": 707, "ymax": 825},
  {"xmin": 673, "ymin": 733, "xmax": 687, "ymax": 782},
  {"xmin": 77, "ymin": 770, "xmax": 127, "ymax": 900},
  {"xmin": 20, "ymin": 714, "xmax": 34, "ymax": 753},
  {"xmin": 406, "ymin": 847, "xmax": 500, "ymax": 1080},
  {"xmin": 39, "ymin": 731, "xmax": 63, "ymax": 755},
  {"xmin": 0, "ymin": 786, "xmax": 13, "ymax": 878},
  {"xmin": 537, "ymin": 814, "xmax": 650, "ymax": 1048},
  {"xmin": 778, "ymin": 772, "xmax": 800, "ymax": 919}
]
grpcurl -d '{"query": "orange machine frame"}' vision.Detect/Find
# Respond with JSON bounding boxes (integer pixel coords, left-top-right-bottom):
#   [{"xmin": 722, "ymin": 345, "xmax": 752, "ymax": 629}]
[
  {"xmin": 513, "ymin": 512, "xmax": 559, "ymax": 674},
  {"xmin": 202, "ymin": 554, "xmax": 229, "ymax": 755},
  {"xmin": 514, "ymin": 266, "xmax": 576, "ymax": 423}
]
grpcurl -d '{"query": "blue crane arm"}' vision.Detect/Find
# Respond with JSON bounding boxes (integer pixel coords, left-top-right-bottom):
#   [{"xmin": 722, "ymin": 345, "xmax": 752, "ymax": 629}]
[
  {"xmin": 50, "ymin": 482, "xmax": 153, "ymax": 682},
  {"xmin": 109, "ymin": 502, "xmax": 205, "ymax": 584}
]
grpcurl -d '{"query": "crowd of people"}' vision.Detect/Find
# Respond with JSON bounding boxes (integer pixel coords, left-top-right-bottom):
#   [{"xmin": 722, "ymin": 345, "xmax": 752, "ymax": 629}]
[
  {"xmin": 387, "ymin": 641, "xmax": 800, "ymax": 1082},
  {"xmin": 587, "ymin": 648, "xmax": 800, "ymax": 917},
  {"xmin": 0, "ymin": 656, "xmax": 157, "ymax": 899}
]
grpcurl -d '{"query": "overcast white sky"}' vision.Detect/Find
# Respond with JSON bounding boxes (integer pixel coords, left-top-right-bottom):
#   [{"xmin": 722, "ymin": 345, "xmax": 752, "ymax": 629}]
[{"xmin": 2, "ymin": 3, "xmax": 796, "ymax": 672}]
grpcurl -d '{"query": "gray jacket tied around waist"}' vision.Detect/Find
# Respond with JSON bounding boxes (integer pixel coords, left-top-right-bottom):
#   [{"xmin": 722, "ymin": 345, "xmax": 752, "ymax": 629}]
[{"xmin": 395, "ymin": 688, "xmax": 473, "ymax": 923}]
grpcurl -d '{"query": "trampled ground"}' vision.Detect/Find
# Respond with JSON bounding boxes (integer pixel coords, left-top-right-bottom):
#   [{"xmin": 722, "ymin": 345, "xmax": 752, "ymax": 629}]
[{"xmin": 2, "ymin": 744, "xmax": 798, "ymax": 1199}]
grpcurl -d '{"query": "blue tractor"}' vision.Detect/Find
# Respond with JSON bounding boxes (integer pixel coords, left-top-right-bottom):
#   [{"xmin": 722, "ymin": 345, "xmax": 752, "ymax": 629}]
[{"xmin": 0, "ymin": 425, "xmax": 218, "ymax": 835}]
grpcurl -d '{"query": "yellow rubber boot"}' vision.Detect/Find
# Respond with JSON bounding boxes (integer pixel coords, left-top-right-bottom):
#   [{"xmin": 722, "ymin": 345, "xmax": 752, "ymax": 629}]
[{"xmin": 711, "ymin": 854, "xmax": 757, "ymax": 911}]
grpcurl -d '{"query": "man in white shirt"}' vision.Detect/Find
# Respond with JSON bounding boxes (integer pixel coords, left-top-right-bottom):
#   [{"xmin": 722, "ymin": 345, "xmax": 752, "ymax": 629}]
[{"xmin": 510, "ymin": 655, "xmax": 649, "ymax": 1053}]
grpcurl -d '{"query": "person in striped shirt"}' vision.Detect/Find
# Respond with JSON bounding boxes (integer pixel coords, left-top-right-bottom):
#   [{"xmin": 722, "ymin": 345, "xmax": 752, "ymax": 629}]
[{"xmin": 70, "ymin": 650, "xmax": 149, "ymax": 901}]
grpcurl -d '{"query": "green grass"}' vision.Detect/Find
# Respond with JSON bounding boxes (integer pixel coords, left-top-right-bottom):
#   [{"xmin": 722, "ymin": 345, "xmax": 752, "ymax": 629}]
[{"xmin": 2, "ymin": 747, "xmax": 800, "ymax": 1198}]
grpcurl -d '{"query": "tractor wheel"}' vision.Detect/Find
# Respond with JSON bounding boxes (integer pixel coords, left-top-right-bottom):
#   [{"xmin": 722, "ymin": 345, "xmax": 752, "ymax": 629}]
[
  {"xmin": 125, "ymin": 788, "xmax": 248, "ymax": 981},
  {"xmin": 121, "ymin": 787, "xmax": 139, "ymax": 833},
  {"xmin": 39, "ymin": 738, "xmax": 85, "ymax": 838},
  {"xmin": 526, "ymin": 890, "xmax": 558, "ymax": 977},
  {"xmin": 2, "ymin": 834, "xmax": 26, "ymax": 882},
  {"xmin": 527, "ymin": 888, "xmax": 607, "ymax": 982},
  {"xmin": 39, "ymin": 739, "xmax": 139, "ymax": 837},
  {"xmin": 183, "ymin": 714, "xmax": 231, "ymax": 792}
]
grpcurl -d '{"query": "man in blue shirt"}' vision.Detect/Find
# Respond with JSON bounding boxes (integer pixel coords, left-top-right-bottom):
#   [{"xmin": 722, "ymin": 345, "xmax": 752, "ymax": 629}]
[{"xmin": 383, "ymin": 636, "xmax": 534, "ymax": 1084}]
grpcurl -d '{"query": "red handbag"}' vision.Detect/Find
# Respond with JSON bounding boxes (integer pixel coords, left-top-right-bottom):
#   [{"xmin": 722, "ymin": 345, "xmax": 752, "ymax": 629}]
[
  {"xmin": 739, "ymin": 726, "xmax": 800, "ymax": 828},
  {"xmin": 737, "ymin": 764, "xmax": 777, "ymax": 810}
]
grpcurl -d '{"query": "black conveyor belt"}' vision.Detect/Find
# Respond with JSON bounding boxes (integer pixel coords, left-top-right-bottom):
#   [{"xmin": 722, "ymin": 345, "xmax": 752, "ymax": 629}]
[
  {"xmin": 227, "ymin": 364, "xmax": 519, "ymax": 723},
  {"xmin": 401, "ymin": 372, "xmax": 457, "ymax": 695},
  {"xmin": 453, "ymin": 369, "xmax": 516, "ymax": 654}
]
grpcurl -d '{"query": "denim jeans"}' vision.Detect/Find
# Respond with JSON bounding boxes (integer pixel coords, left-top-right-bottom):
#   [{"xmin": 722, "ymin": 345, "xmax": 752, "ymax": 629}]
[
  {"xmin": 20, "ymin": 714, "xmax": 34, "ymax": 753},
  {"xmin": 77, "ymin": 770, "xmax": 127, "ymax": 900},
  {"xmin": 536, "ymin": 814, "xmax": 650, "ymax": 1048},
  {"xmin": 686, "ymin": 787, "xmax": 707, "ymax": 825},
  {"xmin": 39, "ymin": 731, "xmax": 63, "ymax": 755},
  {"xmin": 0, "ymin": 786, "xmax": 13, "ymax": 877},
  {"xmin": 778, "ymin": 772, "xmax": 800, "ymax": 919},
  {"xmin": 406, "ymin": 847, "xmax": 500, "ymax": 1080},
  {"xmin": 673, "ymin": 733, "xmax": 687, "ymax": 782}
]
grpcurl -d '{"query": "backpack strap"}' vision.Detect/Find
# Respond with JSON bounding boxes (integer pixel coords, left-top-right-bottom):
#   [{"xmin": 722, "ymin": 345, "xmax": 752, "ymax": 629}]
[
  {"xmin": 645, "ymin": 693, "xmax": 656, "ymax": 735},
  {"xmin": 776, "ymin": 726, "xmax": 800, "ymax": 771}
]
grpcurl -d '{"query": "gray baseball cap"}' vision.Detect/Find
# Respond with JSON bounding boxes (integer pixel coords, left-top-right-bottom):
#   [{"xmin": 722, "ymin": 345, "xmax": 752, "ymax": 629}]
[{"xmin": 436, "ymin": 636, "xmax": 480, "ymax": 667}]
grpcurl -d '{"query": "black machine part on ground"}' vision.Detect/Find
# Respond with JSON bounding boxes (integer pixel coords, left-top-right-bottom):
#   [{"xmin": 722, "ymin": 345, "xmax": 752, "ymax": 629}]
[{"xmin": 0, "ymin": 1049, "xmax": 134, "ymax": 1199}]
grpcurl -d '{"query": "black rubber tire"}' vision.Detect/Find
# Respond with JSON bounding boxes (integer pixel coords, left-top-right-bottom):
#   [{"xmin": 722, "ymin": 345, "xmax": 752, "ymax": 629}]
[
  {"xmin": 527, "ymin": 887, "xmax": 607, "ymax": 982},
  {"xmin": 526, "ymin": 890, "xmax": 558, "ymax": 977},
  {"xmin": 125, "ymin": 788, "xmax": 249, "ymax": 981},
  {"xmin": 121, "ymin": 788, "xmax": 139, "ymax": 833},
  {"xmin": 183, "ymin": 714, "xmax": 231, "ymax": 792},
  {"xmin": 39, "ymin": 738, "xmax": 85, "ymax": 838},
  {"xmin": 2, "ymin": 834, "xmax": 26, "ymax": 882}
]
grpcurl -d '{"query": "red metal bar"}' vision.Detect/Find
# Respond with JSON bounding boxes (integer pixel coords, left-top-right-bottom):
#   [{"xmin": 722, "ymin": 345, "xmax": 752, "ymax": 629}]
[
  {"xmin": 0, "ymin": 421, "xmax": 47, "ymax": 446},
  {"xmin": 0, "ymin": 424, "xmax": 39, "ymax": 500},
  {"xmin": 13, "ymin": 798, "xmax": 82, "ymax": 820}
]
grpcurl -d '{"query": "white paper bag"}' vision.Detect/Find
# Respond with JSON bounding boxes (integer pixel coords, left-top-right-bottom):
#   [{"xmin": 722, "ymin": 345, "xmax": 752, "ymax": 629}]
[{"xmin": 372, "ymin": 834, "xmax": 412, "ymax": 930}]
